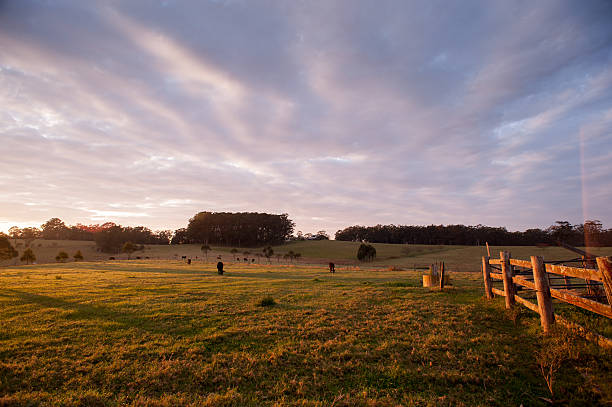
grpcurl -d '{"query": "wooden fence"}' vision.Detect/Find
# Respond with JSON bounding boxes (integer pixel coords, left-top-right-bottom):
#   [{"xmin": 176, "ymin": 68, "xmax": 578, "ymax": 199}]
[{"xmin": 482, "ymin": 252, "xmax": 612, "ymax": 347}]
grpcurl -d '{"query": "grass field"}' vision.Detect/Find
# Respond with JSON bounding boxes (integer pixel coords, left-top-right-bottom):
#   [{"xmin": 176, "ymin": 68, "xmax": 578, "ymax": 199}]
[
  {"xmin": 5, "ymin": 240, "xmax": 612, "ymax": 274},
  {"xmin": 1, "ymin": 261, "xmax": 610, "ymax": 406}
]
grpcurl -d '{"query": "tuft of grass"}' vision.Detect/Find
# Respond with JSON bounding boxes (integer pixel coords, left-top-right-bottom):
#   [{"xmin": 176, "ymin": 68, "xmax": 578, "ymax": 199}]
[
  {"xmin": 257, "ymin": 295, "xmax": 276, "ymax": 307},
  {"xmin": 386, "ymin": 281, "xmax": 417, "ymax": 287},
  {"xmin": 55, "ymin": 275, "xmax": 62, "ymax": 280}
]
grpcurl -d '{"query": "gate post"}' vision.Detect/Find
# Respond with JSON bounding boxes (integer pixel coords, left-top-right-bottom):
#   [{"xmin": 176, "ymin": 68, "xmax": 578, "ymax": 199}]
[
  {"xmin": 482, "ymin": 256, "xmax": 493, "ymax": 299},
  {"xmin": 500, "ymin": 251, "xmax": 515, "ymax": 308},
  {"xmin": 596, "ymin": 257, "xmax": 612, "ymax": 305},
  {"xmin": 531, "ymin": 256, "xmax": 554, "ymax": 332}
]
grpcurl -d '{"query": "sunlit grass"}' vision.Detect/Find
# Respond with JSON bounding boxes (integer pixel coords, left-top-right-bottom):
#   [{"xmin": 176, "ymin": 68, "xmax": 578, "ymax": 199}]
[{"xmin": 0, "ymin": 261, "xmax": 610, "ymax": 406}]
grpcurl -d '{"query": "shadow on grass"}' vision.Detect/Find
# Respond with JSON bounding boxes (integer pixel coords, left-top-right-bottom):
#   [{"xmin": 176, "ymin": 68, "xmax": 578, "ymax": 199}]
[
  {"xmin": 3, "ymin": 289, "xmax": 204, "ymax": 336},
  {"xmin": 2, "ymin": 289, "xmax": 281, "ymax": 355}
]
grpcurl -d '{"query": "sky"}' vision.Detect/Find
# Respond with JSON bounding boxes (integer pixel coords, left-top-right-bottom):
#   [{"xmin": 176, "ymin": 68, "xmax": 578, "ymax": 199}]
[{"xmin": 1, "ymin": 0, "xmax": 612, "ymax": 236}]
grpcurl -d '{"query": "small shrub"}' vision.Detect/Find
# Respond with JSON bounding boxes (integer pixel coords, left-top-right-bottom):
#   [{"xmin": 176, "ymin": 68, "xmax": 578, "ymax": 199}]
[
  {"xmin": 55, "ymin": 275, "xmax": 62, "ymax": 280},
  {"xmin": 257, "ymin": 296, "xmax": 276, "ymax": 307},
  {"xmin": 536, "ymin": 327, "xmax": 579, "ymax": 401},
  {"xmin": 55, "ymin": 251, "xmax": 69, "ymax": 262},
  {"xmin": 73, "ymin": 250, "xmax": 84, "ymax": 261},
  {"xmin": 505, "ymin": 305, "xmax": 529, "ymax": 326}
]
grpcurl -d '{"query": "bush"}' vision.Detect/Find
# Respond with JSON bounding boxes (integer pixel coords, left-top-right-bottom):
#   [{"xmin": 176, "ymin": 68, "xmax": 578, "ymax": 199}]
[
  {"xmin": 257, "ymin": 296, "xmax": 276, "ymax": 307},
  {"xmin": 73, "ymin": 250, "xmax": 84, "ymax": 261},
  {"xmin": 55, "ymin": 251, "xmax": 69, "ymax": 262},
  {"xmin": 357, "ymin": 243, "xmax": 376, "ymax": 261}
]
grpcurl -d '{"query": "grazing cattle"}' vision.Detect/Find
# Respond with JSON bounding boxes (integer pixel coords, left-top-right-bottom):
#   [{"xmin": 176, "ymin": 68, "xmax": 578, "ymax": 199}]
[
  {"xmin": 187, "ymin": 258, "xmax": 191, "ymax": 265},
  {"xmin": 329, "ymin": 262, "xmax": 335, "ymax": 273},
  {"xmin": 217, "ymin": 261, "xmax": 224, "ymax": 275}
]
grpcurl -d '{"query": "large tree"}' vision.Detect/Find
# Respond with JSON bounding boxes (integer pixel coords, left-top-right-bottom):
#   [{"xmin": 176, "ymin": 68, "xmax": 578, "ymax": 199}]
[
  {"xmin": 0, "ymin": 234, "xmax": 18, "ymax": 261},
  {"xmin": 20, "ymin": 248, "xmax": 36, "ymax": 264},
  {"xmin": 41, "ymin": 218, "xmax": 69, "ymax": 240},
  {"xmin": 122, "ymin": 242, "xmax": 137, "ymax": 260},
  {"xmin": 201, "ymin": 244, "xmax": 211, "ymax": 261},
  {"xmin": 94, "ymin": 226, "xmax": 126, "ymax": 253}
]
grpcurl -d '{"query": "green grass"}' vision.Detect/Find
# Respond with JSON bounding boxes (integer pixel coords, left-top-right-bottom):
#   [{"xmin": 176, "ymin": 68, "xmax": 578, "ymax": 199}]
[
  {"xmin": 0, "ymin": 261, "xmax": 610, "ymax": 406},
  {"xmin": 5, "ymin": 240, "xmax": 612, "ymax": 275}
]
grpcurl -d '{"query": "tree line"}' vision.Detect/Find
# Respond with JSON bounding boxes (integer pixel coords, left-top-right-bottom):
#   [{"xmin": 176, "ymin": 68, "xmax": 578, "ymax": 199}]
[
  {"xmin": 173, "ymin": 211, "xmax": 295, "ymax": 247},
  {"xmin": 7, "ymin": 218, "xmax": 173, "ymax": 247},
  {"xmin": 4, "ymin": 212, "xmax": 295, "ymax": 254},
  {"xmin": 334, "ymin": 220, "xmax": 612, "ymax": 247}
]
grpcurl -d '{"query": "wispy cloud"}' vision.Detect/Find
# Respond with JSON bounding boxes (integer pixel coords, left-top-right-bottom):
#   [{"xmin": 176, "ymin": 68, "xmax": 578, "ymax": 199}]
[{"xmin": 1, "ymin": 0, "xmax": 611, "ymax": 234}]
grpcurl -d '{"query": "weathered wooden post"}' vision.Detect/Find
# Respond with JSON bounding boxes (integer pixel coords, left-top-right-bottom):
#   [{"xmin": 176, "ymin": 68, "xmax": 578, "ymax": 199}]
[
  {"xmin": 439, "ymin": 261, "xmax": 445, "ymax": 291},
  {"xmin": 596, "ymin": 257, "xmax": 612, "ymax": 305},
  {"xmin": 531, "ymin": 255, "xmax": 554, "ymax": 332},
  {"xmin": 482, "ymin": 256, "xmax": 493, "ymax": 299},
  {"xmin": 500, "ymin": 251, "xmax": 515, "ymax": 308}
]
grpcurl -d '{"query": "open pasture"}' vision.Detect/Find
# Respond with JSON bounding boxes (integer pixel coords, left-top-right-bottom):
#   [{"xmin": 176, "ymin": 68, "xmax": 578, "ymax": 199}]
[
  {"xmin": 6, "ymin": 240, "xmax": 612, "ymax": 274},
  {"xmin": 1, "ymin": 261, "xmax": 610, "ymax": 406}
]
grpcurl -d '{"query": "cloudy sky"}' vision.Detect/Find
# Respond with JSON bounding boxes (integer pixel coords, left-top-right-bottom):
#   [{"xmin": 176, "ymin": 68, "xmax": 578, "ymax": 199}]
[{"xmin": 1, "ymin": 0, "xmax": 611, "ymax": 236}]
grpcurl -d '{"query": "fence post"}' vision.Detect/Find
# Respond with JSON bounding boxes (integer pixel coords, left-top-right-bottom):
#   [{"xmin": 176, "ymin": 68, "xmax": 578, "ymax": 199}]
[
  {"xmin": 439, "ymin": 262, "xmax": 445, "ymax": 291},
  {"xmin": 500, "ymin": 251, "xmax": 515, "ymax": 308},
  {"xmin": 531, "ymin": 255, "xmax": 554, "ymax": 332},
  {"xmin": 482, "ymin": 256, "xmax": 493, "ymax": 299},
  {"xmin": 596, "ymin": 257, "xmax": 612, "ymax": 305}
]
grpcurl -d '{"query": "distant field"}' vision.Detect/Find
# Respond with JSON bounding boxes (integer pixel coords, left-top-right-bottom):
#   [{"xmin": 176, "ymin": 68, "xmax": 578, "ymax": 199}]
[
  {"xmin": 270, "ymin": 241, "xmax": 612, "ymax": 271},
  {"xmin": 4, "ymin": 239, "xmax": 612, "ymax": 273},
  {"xmin": 0, "ymin": 261, "xmax": 610, "ymax": 406}
]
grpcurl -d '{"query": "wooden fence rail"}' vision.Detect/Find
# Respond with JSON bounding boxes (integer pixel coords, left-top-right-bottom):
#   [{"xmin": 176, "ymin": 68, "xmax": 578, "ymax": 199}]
[{"xmin": 482, "ymin": 251, "xmax": 612, "ymax": 347}]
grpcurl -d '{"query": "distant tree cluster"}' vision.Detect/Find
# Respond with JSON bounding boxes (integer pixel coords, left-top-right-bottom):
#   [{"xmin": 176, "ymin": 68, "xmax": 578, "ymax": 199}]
[
  {"xmin": 93, "ymin": 226, "xmax": 148, "ymax": 253},
  {"xmin": 290, "ymin": 230, "xmax": 330, "ymax": 241},
  {"xmin": 335, "ymin": 220, "xmax": 612, "ymax": 247},
  {"xmin": 175, "ymin": 211, "xmax": 295, "ymax": 247},
  {"xmin": 5, "ymin": 220, "xmax": 165, "ymax": 254}
]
